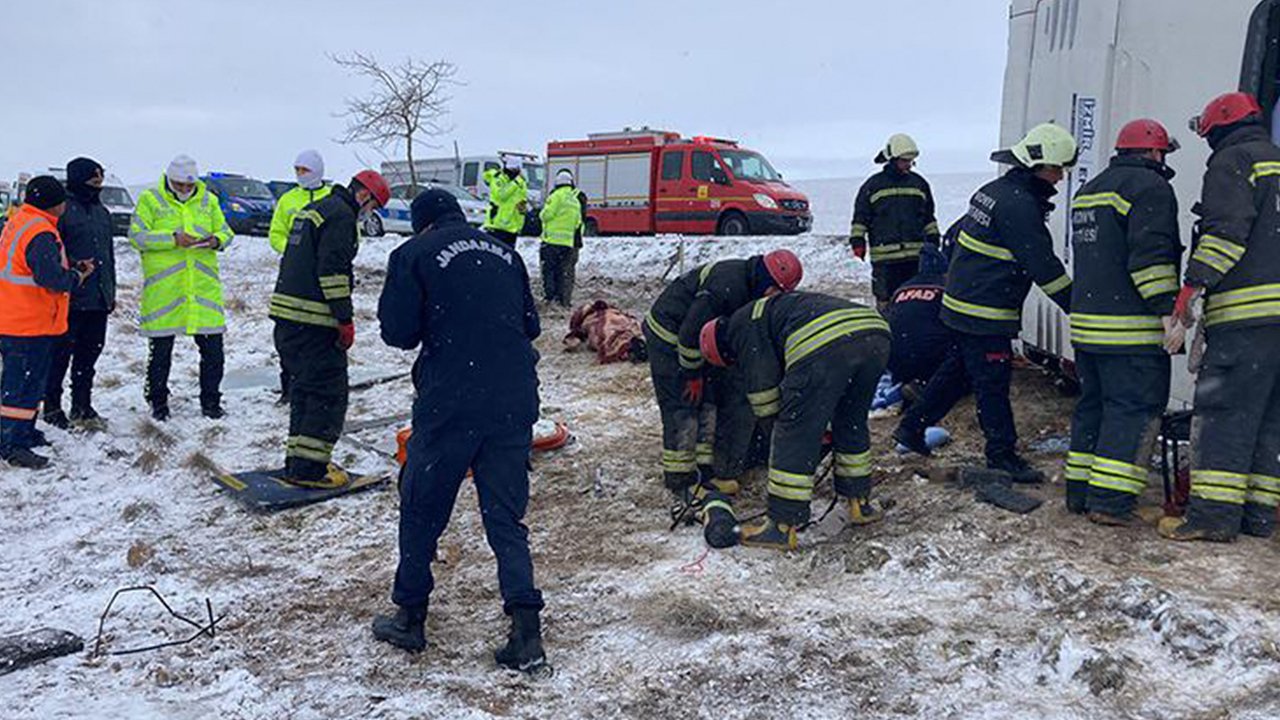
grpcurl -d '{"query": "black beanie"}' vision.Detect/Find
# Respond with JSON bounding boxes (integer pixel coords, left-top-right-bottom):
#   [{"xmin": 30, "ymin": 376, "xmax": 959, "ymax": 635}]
[
  {"xmin": 67, "ymin": 157, "xmax": 104, "ymax": 202},
  {"xmin": 411, "ymin": 188, "xmax": 462, "ymax": 234},
  {"xmin": 25, "ymin": 175, "xmax": 67, "ymax": 210}
]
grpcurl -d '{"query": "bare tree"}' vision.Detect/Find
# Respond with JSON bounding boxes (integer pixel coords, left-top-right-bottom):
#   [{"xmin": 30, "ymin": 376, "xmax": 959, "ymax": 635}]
[{"xmin": 331, "ymin": 52, "xmax": 458, "ymax": 189}]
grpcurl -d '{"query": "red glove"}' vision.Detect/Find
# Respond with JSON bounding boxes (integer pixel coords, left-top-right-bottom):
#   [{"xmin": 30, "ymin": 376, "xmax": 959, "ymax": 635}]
[
  {"xmin": 682, "ymin": 377, "xmax": 704, "ymax": 405},
  {"xmin": 851, "ymin": 243, "xmax": 867, "ymax": 261},
  {"xmin": 336, "ymin": 322, "xmax": 355, "ymax": 350},
  {"xmin": 1173, "ymin": 285, "xmax": 1201, "ymax": 327}
]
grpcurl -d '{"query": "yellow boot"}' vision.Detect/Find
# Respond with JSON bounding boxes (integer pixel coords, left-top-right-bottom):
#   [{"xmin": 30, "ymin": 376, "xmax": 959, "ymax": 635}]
[
  {"xmin": 708, "ymin": 478, "xmax": 740, "ymax": 496},
  {"xmin": 739, "ymin": 516, "xmax": 797, "ymax": 551},
  {"xmin": 847, "ymin": 497, "xmax": 884, "ymax": 526}
]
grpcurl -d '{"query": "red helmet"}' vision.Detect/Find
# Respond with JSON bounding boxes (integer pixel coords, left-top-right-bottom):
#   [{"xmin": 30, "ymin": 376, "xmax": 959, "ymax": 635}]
[
  {"xmin": 763, "ymin": 249, "xmax": 803, "ymax": 292},
  {"xmin": 353, "ymin": 169, "xmax": 391, "ymax": 207},
  {"xmin": 1195, "ymin": 92, "xmax": 1263, "ymax": 138},
  {"xmin": 700, "ymin": 319, "xmax": 729, "ymax": 368},
  {"xmin": 1115, "ymin": 119, "xmax": 1179, "ymax": 153}
]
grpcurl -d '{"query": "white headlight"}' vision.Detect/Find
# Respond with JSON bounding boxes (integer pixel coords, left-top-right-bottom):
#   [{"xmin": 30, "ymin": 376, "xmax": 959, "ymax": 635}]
[{"xmin": 753, "ymin": 193, "xmax": 778, "ymax": 210}]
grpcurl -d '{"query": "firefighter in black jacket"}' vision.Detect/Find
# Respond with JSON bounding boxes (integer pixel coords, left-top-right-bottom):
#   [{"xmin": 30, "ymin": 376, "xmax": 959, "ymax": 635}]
[
  {"xmin": 700, "ymin": 292, "xmax": 891, "ymax": 550},
  {"xmin": 1160, "ymin": 92, "xmax": 1280, "ymax": 542},
  {"xmin": 644, "ymin": 251, "xmax": 803, "ymax": 510},
  {"xmin": 268, "ymin": 170, "xmax": 389, "ymax": 485},
  {"xmin": 850, "ymin": 134, "xmax": 942, "ymax": 304},
  {"xmin": 884, "ymin": 242, "xmax": 952, "ymax": 389},
  {"xmin": 1065, "ymin": 120, "xmax": 1183, "ymax": 524},
  {"xmin": 895, "ymin": 124, "xmax": 1077, "ymax": 482}
]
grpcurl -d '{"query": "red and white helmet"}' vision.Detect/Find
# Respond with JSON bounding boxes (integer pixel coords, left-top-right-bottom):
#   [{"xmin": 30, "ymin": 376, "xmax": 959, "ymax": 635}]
[
  {"xmin": 763, "ymin": 249, "xmax": 803, "ymax": 292},
  {"xmin": 1115, "ymin": 119, "xmax": 1179, "ymax": 153},
  {"xmin": 1193, "ymin": 92, "xmax": 1263, "ymax": 138},
  {"xmin": 700, "ymin": 319, "xmax": 730, "ymax": 368},
  {"xmin": 353, "ymin": 169, "xmax": 391, "ymax": 207}
]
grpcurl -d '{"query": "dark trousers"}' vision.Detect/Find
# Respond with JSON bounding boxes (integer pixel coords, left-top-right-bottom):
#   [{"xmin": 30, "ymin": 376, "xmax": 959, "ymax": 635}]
[
  {"xmin": 487, "ymin": 229, "xmax": 518, "ymax": 245},
  {"xmin": 1185, "ymin": 326, "xmax": 1280, "ymax": 535},
  {"xmin": 709, "ymin": 366, "xmax": 757, "ymax": 481},
  {"xmin": 274, "ymin": 321, "xmax": 348, "ymax": 481},
  {"xmin": 644, "ymin": 326, "xmax": 714, "ymax": 491},
  {"xmin": 146, "ymin": 333, "xmax": 224, "ymax": 408},
  {"xmin": 1, "ymin": 336, "xmax": 55, "ymax": 455},
  {"xmin": 872, "ymin": 260, "xmax": 917, "ymax": 305},
  {"xmin": 767, "ymin": 335, "xmax": 890, "ymax": 524},
  {"xmin": 901, "ymin": 333, "xmax": 1014, "ymax": 463},
  {"xmin": 1067, "ymin": 351, "xmax": 1170, "ymax": 516},
  {"xmin": 539, "ymin": 243, "xmax": 578, "ymax": 307},
  {"xmin": 392, "ymin": 418, "xmax": 544, "ymax": 614},
  {"xmin": 45, "ymin": 310, "xmax": 109, "ymax": 412}
]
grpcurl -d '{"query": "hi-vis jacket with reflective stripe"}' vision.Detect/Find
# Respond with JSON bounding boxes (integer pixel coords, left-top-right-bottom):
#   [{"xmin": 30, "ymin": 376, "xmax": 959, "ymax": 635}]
[
  {"xmin": 269, "ymin": 184, "xmax": 332, "ymax": 254},
  {"xmin": 942, "ymin": 168, "xmax": 1072, "ymax": 337},
  {"xmin": 129, "ymin": 177, "xmax": 233, "ymax": 337},
  {"xmin": 645, "ymin": 257, "xmax": 761, "ymax": 373},
  {"xmin": 270, "ymin": 184, "xmax": 359, "ymax": 328},
  {"xmin": 0, "ymin": 204, "xmax": 70, "ymax": 336},
  {"xmin": 482, "ymin": 168, "xmax": 528, "ymax": 235},
  {"xmin": 1186, "ymin": 125, "xmax": 1280, "ymax": 331},
  {"xmin": 1069, "ymin": 155, "xmax": 1182, "ymax": 354},
  {"xmin": 850, "ymin": 165, "xmax": 941, "ymax": 264},
  {"xmin": 725, "ymin": 291, "xmax": 889, "ymax": 419},
  {"xmin": 539, "ymin": 185, "xmax": 584, "ymax": 247}
]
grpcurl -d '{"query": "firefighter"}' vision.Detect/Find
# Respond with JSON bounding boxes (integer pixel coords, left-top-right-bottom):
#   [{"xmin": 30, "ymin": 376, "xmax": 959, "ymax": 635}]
[
  {"xmin": 883, "ymin": 242, "xmax": 952, "ymax": 390},
  {"xmin": 1064, "ymin": 119, "xmax": 1183, "ymax": 524},
  {"xmin": 482, "ymin": 156, "xmax": 528, "ymax": 244},
  {"xmin": 538, "ymin": 168, "xmax": 585, "ymax": 307},
  {"xmin": 1159, "ymin": 92, "xmax": 1280, "ymax": 542},
  {"xmin": 894, "ymin": 124, "xmax": 1077, "ymax": 482},
  {"xmin": 268, "ymin": 150, "xmax": 333, "ymax": 404},
  {"xmin": 372, "ymin": 188, "xmax": 546, "ymax": 673},
  {"xmin": 850, "ymin": 133, "xmax": 942, "ymax": 305},
  {"xmin": 129, "ymin": 155, "xmax": 234, "ymax": 421},
  {"xmin": 44, "ymin": 157, "xmax": 116, "ymax": 432},
  {"xmin": 0, "ymin": 177, "xmax": 94, "ymax": 468},
  {"xmin": 268, "ymin": 169, "xmax": 389, "ymax": 486},
  {"xmin": 699, "ymin": 291, "xmax": 891, "ymax": 550},
  {"xmin": 643, "ymin": 252, "xmax": 804, "ymax": 512}
]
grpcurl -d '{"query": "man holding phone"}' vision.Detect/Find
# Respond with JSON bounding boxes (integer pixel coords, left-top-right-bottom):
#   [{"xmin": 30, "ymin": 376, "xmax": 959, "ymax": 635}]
[{"xmin": 128, "ymin": 155, "xmax": 234, "ymax": 421}]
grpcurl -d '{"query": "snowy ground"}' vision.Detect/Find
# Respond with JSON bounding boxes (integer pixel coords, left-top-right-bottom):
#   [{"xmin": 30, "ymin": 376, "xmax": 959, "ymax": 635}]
[{"xmin": 4, "ymin": 188, "xmax": 1280, "ymax": 719}]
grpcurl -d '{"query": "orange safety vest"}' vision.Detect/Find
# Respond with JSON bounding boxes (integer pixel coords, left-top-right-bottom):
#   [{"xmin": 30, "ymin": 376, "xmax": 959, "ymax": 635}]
[{"xmin": 0, "ymin": 204, "xmax": 69, "ymax": 336}]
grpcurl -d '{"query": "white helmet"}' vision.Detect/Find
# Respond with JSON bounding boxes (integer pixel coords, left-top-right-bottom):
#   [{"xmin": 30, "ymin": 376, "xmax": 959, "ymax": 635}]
[
  {"xmin": 555, "ymin": 169, "xmax": 574, "ymax": 186},
  {"xmin": 502, "ymin": 155, "xmax": 524, "ymax": 171},
  {"xmin": 875, "ymin": 133, "xmax": 920, "ymax": 163}
]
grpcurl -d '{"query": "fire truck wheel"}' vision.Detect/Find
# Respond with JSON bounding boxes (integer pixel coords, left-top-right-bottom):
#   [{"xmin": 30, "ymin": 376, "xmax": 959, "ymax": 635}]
[{"xmin": 717, "ymin": 212, "xmax": 749, "ymax": 236}]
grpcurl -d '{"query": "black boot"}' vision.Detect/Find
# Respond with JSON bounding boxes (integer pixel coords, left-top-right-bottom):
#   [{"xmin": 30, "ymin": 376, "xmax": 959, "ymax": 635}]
[
  {"xmin": 893, "ymin": 424, "xmax": 932, "ymax": 457},
  {"xmin": 371, "ymin": 605, "xmax": 427, "ymax": 653},
  {"xmin": 201, "ymin": 402, "xmax": 225, "ymax": 420},
  {"xmin": 69, "ymin": 405, "xmax": 107, "ymax": 432},
  {"xmin": 988, "ymin": 452, "xmax": 1045, "ymax": 484},
  {"xmin": 494, "ymin": 609, "xmax": 546, "ymax": 673},
  {"xmin": 2, "ymin": 448, "xmax": 50, "ymax": 469},
  {"xmin": 1241, "ymin": 502, "xmax": 1276, "ymax": 539},
  {"xmin": 43, "ymin": 408, "xmax": 70, "ymax": 430},
  {"xmin": 150, "ymin": 401, "xmax": 170, "ymax": 422}
]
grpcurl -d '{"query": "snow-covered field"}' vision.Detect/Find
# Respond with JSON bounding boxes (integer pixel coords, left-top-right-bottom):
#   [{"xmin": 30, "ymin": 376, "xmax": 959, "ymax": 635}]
[{"xmin": 4, "ymin": 181, "xmax": 1280, "ymax": 719}]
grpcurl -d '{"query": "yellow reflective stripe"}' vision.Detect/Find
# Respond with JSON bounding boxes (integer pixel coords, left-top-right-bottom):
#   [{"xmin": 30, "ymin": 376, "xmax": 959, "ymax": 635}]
[
  {"xmin": 785, "ymin": 311, "xmax": 889, "ymax": 367},
  {"xmin": 870, "ymin": 187, "xmax": 926, "ymax": 204},
  {"xmin": 270, "ymin": 293, "xmax": 333, "ymax": 314},
  {"xmin": 1191, "ymin": 246, "xmax": 1238, "ymax": 275},
  {"xmin": 1070, "ymin": 314, "xmax": 1163, "ymax": 329},
  {"xmin": 1250, "ymin": 161, "xmax": 1280, "ymax": 184},
  {"xmin": 942, "ymin": 293, "xmax": 1019, "ymax": 321},
  {"xmin": 870, "ymin": 242, "xmax": 925, "ymax": 262},
  {"xmin": 662, "ymin": 449, "xmax": 697, "ymax": 473},
  {"xmin": 319, "ymin": 274, "xmax": 348, "ymax": 286},
  {"xmin": 296, "ymin": 209, "xmax": 325, "ymax": 227},
  {"xmin": 1071, "ymin": 192, "xmax": 1132, "ymax": 216},
  {"xmin": 751, "ymin": 297, "xmax": 769, "ymax": 320},
  {"xmin": 1070, "ymin": 314, "xmax": 1164, "ymax": 345},
  {"xmin": 1136, "ymin": 278, "xmax": 1180, "ymax": 299},
  {"xmin": 698, "ymin": 261, "xmax": 718, "ymax": 286},
  {"xmin": 1040, "ymin": 273, "xmax": 1072, "ymax": 296},
  {"xmin": 1204, "ymin": 284, "xmax": 1280, "ymax": 326},
  {"xmin": 695, "ymin": 443, "xmax": 713, "ymax": 465},
  {"xmin": 1200, "ymin": 235, "xmax": 1246, "ymax": 262},
  {"xmin": 1131, "ymin": 264, "xmax": 1178, "ymax": 286},
  {"xmin": 850, "ymin": 223, "xmax": 868, "ymax": 238},
  {"xmin": 1191, "ymin": 470, "xmax": 1249, "ymax": 505},
  {"xmin": 834, "ymin": 451, "xmax": 872, "ymax": 478},
  {"xmin": 1248, "ymin": 474, "xmax": 1280, "ymax": 507},
  {"xmin": 321, "ymin": 286, "xmax": 351, "ymax": 300},
  {"xmin": 644, "ymin": 312, "xmax": 678, "ymax": 345},
  {"xmin": 1065, "ymin": 451, "xmax": 1094, "ymax": 482},
  {"xmin": 957, "ymin": 231, "xmax": 1014, "ymax": 261},
  {"xmin": 924, "ymin": 221, "xmax": 940, "ymax": 235},
  {"xmin": 678, "ymin": 344, "xmax": 701, "ymax": 359},
  {"xmin": 1070, "ymin": 330, "xmax": 1165, "ymax": 346},
  {"xmin": 747, "ymin": 387, "xmax": 781, "ymax": 413},
  {"xmin": 785, "ymin": 309, "xmax": 880, "ymax": 355},
  {"xmin": 768, "ymin": 467, "xmax": 815, "ymax": 500},
  {"xmin": 286, "ymin": 435, "xmax": 335, "ymax": 462}
]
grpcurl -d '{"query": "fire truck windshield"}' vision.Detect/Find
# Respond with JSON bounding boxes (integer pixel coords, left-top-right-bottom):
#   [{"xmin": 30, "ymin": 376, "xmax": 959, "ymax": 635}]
[{"xmin": 719, "ymin": 150, "xmax": 782, "ymax": 182}]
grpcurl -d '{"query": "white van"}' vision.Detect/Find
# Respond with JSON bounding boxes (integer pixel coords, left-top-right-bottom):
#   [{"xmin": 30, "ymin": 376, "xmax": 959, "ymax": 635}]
[
  {"xmin": 381, "ymin": 152, "xmax": 546, "ymax": 208},
  {"xmin": 1001, "ymin": 0, "xmax": 1275, "ymax": 407},
  {"xmin": 16, "ymin": 168, "xmax": 134, "ymax": 236}
]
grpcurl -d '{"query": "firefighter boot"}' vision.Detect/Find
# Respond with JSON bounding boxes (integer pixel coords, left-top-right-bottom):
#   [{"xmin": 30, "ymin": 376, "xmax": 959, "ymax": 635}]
[
  {"xmin": 707, "ymin": 478, "xmax": 740, "ymax": 496},
  {"xmin": 847, "ymin": 496, "xmax": 884, "ymax": 526},
  {"xmin": 2, "ymin": 447, "xmax": 50, "ymax": 470},
  {"xmin": 371, "ymin": 605, "xmax": 427, "ymax": 653},
  {"xmin": 43, "ymin": 408, "xmax": 70, "ymax": 430},
  {"xmin": 1088, "ymin": 506, "xmax": 1165, "ymax": 528},
  {"xmin": 739, "ymin": 516, "xmax": 798, "ymax": 551},
  {"xmin": 1157, "ymin": 499, "xmax": 1240, "ymax": 543},
  {"xmin": 893, "ymin": 424, "xmax": 932, "ymax": 457},
  {"xmin": 698, "ymin": 490, "xmax": 738, "ymax": 549},
  {"xmin": 988, "ymin": 453, "xmax": 1046, "ymax": 484},
  {"xmin": 494, "ymin": 609, "xmax": 547, "ymax": 673},
  {"xmin": 1241, "ymin": 502, "xmax": 1276, "ymax": 539},
  {"xmin": 1065, "ymin": 480, "xmax": 1088, "ymax": 515}
]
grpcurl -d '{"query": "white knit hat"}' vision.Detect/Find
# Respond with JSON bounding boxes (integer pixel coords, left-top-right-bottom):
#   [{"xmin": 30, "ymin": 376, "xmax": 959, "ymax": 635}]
[
  {"xmin": 166, "ymin": 154, "xmax": 199, "ymax": 184},
  {"xmin": 294, "ymin": 149, "xmax": 325, "ymax": 190}
]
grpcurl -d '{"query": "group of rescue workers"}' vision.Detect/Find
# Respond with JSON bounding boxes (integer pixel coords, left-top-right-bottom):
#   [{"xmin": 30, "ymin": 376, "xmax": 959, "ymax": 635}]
[
  {"xmin": 648, "ymin": 90, "xmax": 1280, "ymax": 551},
  {"xmin": 2, "ymin": 87, "xmax": 1278, "ymax": 675}
]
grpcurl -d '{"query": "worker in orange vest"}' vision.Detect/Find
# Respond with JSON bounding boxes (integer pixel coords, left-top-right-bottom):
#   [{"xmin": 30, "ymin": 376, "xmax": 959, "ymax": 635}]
[{"xmin": 0, "ymin": 177, "xmax": 95, "ymax": 469}]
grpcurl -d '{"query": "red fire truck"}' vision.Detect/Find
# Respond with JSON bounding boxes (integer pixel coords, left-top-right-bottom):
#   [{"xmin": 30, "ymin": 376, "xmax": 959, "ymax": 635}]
[{"xmin": 546, "ymin": 128, "xmax": 812, "ymax": 236}]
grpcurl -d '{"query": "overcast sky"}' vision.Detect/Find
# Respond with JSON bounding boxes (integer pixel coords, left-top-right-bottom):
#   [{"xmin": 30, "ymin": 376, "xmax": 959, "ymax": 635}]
[{"xmin": 5, "ymin": 0, "xmax": 1010, "ymax": 186}]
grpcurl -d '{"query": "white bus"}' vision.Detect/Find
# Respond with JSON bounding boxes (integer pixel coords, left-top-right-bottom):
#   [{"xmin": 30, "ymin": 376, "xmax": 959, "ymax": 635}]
[{"xmin": 1002, "ymin": 0, "xmax": 1277, "ymax": 407}]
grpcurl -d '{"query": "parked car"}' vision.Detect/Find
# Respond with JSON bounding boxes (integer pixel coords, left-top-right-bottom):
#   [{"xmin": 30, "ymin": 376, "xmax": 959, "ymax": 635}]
[
  {"xmin": 201, "ymin": 173, "xmax": 276, "ymax": 236},
  {"xmin": 364, "ymin": 181, "xmax": 488, "ymax": 237},
  {"xmin": 99, "ymin": 180, "xmax": 135, "ymax": 237},
  {"xmin": 267, "ymin": 180, "xmax": 296, "ymax": 199}
]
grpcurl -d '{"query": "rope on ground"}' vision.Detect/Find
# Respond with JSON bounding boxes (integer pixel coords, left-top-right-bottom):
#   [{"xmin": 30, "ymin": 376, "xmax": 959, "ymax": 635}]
[{"xmin": 679, "ymin": 547, "xmax": 711, "ymax": 576}]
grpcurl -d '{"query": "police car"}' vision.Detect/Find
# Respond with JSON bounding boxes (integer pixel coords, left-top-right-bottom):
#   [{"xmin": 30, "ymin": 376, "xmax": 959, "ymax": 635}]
[{"xmin": 364, "ymin": 181, "xmax": 488, "ymax": 236}]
